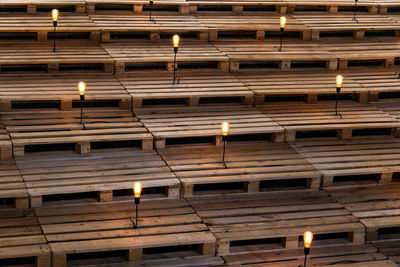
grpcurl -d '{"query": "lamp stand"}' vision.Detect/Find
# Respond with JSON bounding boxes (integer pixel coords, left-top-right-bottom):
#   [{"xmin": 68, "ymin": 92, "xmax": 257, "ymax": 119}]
[
  {"xmin": 131, "ymin": 197, "xmax": 140, "ymax": 229},
  {"xmin": 53, "ymin": 21, "xmax": 57, "ymax": 52},
  {"xmin": 80, "ymin": 94, "xmax": 86, "ymax": 129},
  {"xmin": 173, "ymin": 47, "xmax": 179, "ymax": 84},
  {"xmin": 298, "ymin": 247, "xmax": 310, "ymax": 267},
  {"xmin": 279, "ymin": 27, "xmax": 284, "ymax": 51},
  {"xmin": 352, "ymin": 0, "xmax": 358, "ymax": 23},
  {"xmin": 149, "ymin": 0, "xmax": 156, "ymax": 23},
  {"xmin": 222, "ymin": 135, "xmax": 227, "ymax": 169},
  {"xmin": 335, "ymin": 87, "xmax": 342, "ymax": 118}
]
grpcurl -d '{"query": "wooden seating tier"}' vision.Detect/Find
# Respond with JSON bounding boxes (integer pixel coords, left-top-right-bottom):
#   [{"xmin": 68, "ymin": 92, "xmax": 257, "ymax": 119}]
[
  {"xmin": 1, "ymin": 107, "xmax": 153, "ymax": 156},
  {"xmin": 0, "ymin": 160, "xmax": 28, "ymax": 209},
  {"xmin": 0, "ymin": 0, "xmax": 86, "ymax": 14},
  {"xmin": 0, "ymin": 41, "xmax": 114, "ymax": 73},
  {"xmin": 15, "ymin": 148, "xmax": 178, "ymax": 207},
  {"xmin": 188, "ymin": 190, "xmax": 365, "ymax": 255},
  {"xmin": 90, "ymin": 14, "xmax": 208, "ymax": 42},
  {"xmin": 134, "ymin": 104, "xmax": 284, "ymax": 148},
  {"xmin": 102, "ymin": 40, "xmax": 229, "ymax": 73},
  {"xmin": 291, "ymin": 136, "xmax": 400, "ymax": 188},
  {"xmin": 293, "ymin": 14, "xmax": 400, "ymax": 40},
  {"xmin": 235, "ymin": 71, "xmax": 366, "ymax": 105},
  {"xmin": 0, "ymin": 14, "xmax": 99, "ymax": 41},
  {"xmin": 258, "ymin": 101, "xmax": 400, "ymax": 141},
  {"xmin": 329, "ymin": 184, "xmax": 400, "ymax": 244},
  {"xmin": 0, "ymin": 209, "xmax": 51, "ymax": 267},
  {"xmin": 223, "ymin": 244, "xmax": 396, "ymax": 266},
  {"xmin": 0, "ymin": 75, "xmax": 130, "ymax": 111},
  {"xmin": 35, "ymin": 199, "xmax": 216, "ymax": 267},
  {"xmin": 160, "ymin": 141, "xmax": 321, "ymax": 197},
  {"xmin": 118, "ymin": 71, "xmax": 253, "ymax": 108}
]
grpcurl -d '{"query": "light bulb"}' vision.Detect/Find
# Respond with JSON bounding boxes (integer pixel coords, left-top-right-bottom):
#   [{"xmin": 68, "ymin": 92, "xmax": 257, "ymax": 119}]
[
  {"xmin": 303, "ymin": 231, "xmax": 313, "ymax": 249},
  {"xmin": 336, "ymin": 75, "xmax": 343, "ymax": 88},
  {"xmin": 280, "ymin": 16, "xmax": 286, "ymax": 28},
  {"xmin": 78, "ymin": 81, "xmax": 86, "ymax": 96},
  {"xmin": 172, "ymin": 34, "xmax": 180, "ymax": 48},
  {"xmin": 52, "ymin": 9, "xmax": 59, "ymax": 22},
  {"xmin": 134, "ymin": 182, "xmax": 142, "ymax": 198},
  {"xmin": 221, "ymin": 122, "xmax": 229, "ymax": 136}
]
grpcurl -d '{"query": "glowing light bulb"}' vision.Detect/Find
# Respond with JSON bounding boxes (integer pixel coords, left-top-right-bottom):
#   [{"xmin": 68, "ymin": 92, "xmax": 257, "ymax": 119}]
[
  {"xmin": 172, "ymin": 34, "xmax": 180, "ymax": 48},
  {"xmin": 303, "ymin": 231, "xmax": 313, "ymax": 249},
  {"xmin": 336, "ymin": 75, "xmax": 343, "ymax": 88},
  {"xmin": 221, "ymin": 122, "xmax": 230, "ymax": 136},
  {"xmin": 52, "ymin": 9, "xmax": 59, "ymax": 22},
  {"xmin": 134, "ymin": 182, "xmax": 142, "ymax": 198},
  {"xmin": 280, "ymin": 16, "xmax": 286, "ymax": 28},
  {"xmin": 78, "ymin": 81, "xmax": 86, "ymax": 96}
]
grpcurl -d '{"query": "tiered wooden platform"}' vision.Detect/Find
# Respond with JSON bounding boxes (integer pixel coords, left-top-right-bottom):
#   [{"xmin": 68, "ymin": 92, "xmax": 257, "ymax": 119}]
[
  {"xmin": 318, "ymin": 39, "xmax": 400, "ymax": 69},
  {"xmin": 372, "ymin": 99, "xmax": 400, "ymax": 136},
  {"xmin": 329, "ymin": 184, "xmax": 400, "ymax": 243},
  {"xmin": 1, "ymin": 107, "xmax": 153, "ymax": 156},
  {"xmin": 0, "ymin": 160, "xmax": 28, "ymax": 209},
  {"xmin": 0, "ymin": 0, "xmax": 86, "ymax": 13},
  {"xmin": 285, "ymin": 0, "xmax": 379, "ymax": 13},
  {"xmin": 86, "ymin": 0, "xmax": 189, "ymax": 14},
  {"xmin": 35, "ymin": 199, "xmax": 216, "ymax": 267},
  {"xmin": 379, "ymin": 1, "xmax": 400, "ymax": 14},
  {"xmin": 0, "ymin": 75, "xmax": 130, "ymax": 111},
  {"xmin": 189, "ymin": 190, "xmax": 365, "ymax": 256},
  {"xmin": 0, "ymin": 41, "xmax": 114, "ymax": 73},
  {"xmin": 91, "ymin": 14, "xmax": 208, "ymax": 41},
  {"xmin": 258, "ymin": 101, "xmax": 400, "ymax": 141},
  {"xmin": 197, "ymin": 15, "xmax": 311, "ymax": 41},
  {"xmin": 222, "ymin": 244, "xmax": 397, "ymax": 266},
  {"xmin": 235, "ymin": 71, "xmax": 366, "ymax": 105},
  {"xmin": 213, "ymin": 41, "xmax": 338, "ymax": 72},
  {"xmin": 0, "ymin": 209, "xmax": 51, "ymax": 267},
  {"xmin": 102, "ymin": 40, "xmax": 229, "ymax": 73},
  {"xmin": 134, "ymin": 104, "xmax": 284, "ymax": 148},
  {"xmin": 293, "ymin": 14, "xmax": 400, "ymax": 40},
  {"xmin": 160, "ymin": 141, "xmax": 321, "ymax": 197},
  {"xmin": 291, "ymin": 136, "xmax": 400, "ymax": 188},
  {"xmin": 118, "ymin": 71, "xmax": 253, "ymax": 108},
  {"xmin": 16, "ymin": 148, "xmax": 179, "ymax": 207},
  {"xmin": 0, "ymin": 14, "xmax": 99, "ymax": 41},
  {"xmin": 347, "ymin": 71, "xmax": 400, "ymax": 102}
]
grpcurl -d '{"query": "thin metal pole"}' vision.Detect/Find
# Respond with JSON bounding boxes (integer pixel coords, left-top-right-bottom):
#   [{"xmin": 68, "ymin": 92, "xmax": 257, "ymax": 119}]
[
  {"xmin": 222, "ymin": 138, "xmax": 227, "ymax": 168},
  {"xmin": 353, "ymin": 0, "xmax": 358, "ymax": 23},
  {"xmin": 150, "ymin": 1, "xmax": 153, "ymax": 21},
  {"xmin": 335, "ymin": 92, "xmax": 338, "ymax": 116},
  {"xmin": 80, "ymin": 100, "xmax": 83, "ymax": 124},
  {"xmin": 135, "ymin": 203, "xmax": 139, "ymax": 228},
  {"xmin": 53, "ymin": 26, "xmax": 56, "ymax": 52},
  {"xmin": 303, "ymin": 254, "xmax": 308, "ymax": 267},
  {"xmin": 279, "ymin": 32, "xmax": 283, "ymax": 51},
  {"xmin": 173, "ymin": 52, "xmax": 177, "ymax": 84}
]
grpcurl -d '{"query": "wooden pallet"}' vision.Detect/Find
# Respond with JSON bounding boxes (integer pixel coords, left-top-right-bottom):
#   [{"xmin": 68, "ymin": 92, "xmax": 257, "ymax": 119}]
[
  {"xmin": 223, "ymin": 244, "xmax": 393, "ymax": 266},
  {"xmin": 379, "ymin": 1, "xmax": 400, "ymax": 14},
  {"xmin": 118, "ymin": 71, "xmax": 253, "ymax": 108},
  {"xmin": 159, "ymin": 141, "xmax": 321, "ymax": 197},
  {"xmin": 293, "ymin": 14, "xmax": 400, "ymax": 40},
  {"xmin": 0, "ymin": 41, "xmax": 114, "ymax": 73},
  {"xmin": 317, "ymin": 40, "xmax": 400, "ymax": 69},
  {"xmin": 213, "ymin": 41, "xmax": 338, "ymax": 72},
  {"xmin": 0, "ymin": 0, "xmax": 85, "ymax": 14},
  {"xmin": 346, "ymin": 71, "xmax": 400, "ymax": 102},
  {"xmin": 0, "ymin": 75, "xmax": 131, "ymax": 111},
  {"xmin": 1, "ymin": 107, "xmax": 153, "ymax": 156},
  {"xmin": 291, "ymin": 136, "xmax": 400, "ymax": 188},
  {"xmin": 188, "ymin": 190, "xmax": 365, "ymax": 255},
  {"xmin": 34, "ymin": 199, "xmax": 216, "ymax": 267},
  {"xmin": 329, "ymin": 184, "xmax": 400, "ymax": 243},
  {"xmin": 187, "ymin": 0, "xmax": 287, "ymax": 14},
  {"xmin": 102, "ymin": 40, "xmax": 229, "ymax": 73},
  {"xmin": 16, "ymin": 148, "xmax": 179, "ymax": 207},
  {"xmin": 235, "ymin": 71, "xmax": 367, "ymax": 105},
  {"xmin": 373, "ymin": 240, "xmax": 400, "ymax": 266},
  {"xmin": 0, "ymin": 209, "xmax": 51, "ymax": 267},
  {"xmin": 86, "ymin": 0, "xmax": 189, "ymax": 14},
  {"xmin": 0, "ymin": 159, "xmax": 28, "ymax": 209},
  {"xmin": 0, "ymin": 14, "xmax": 99, "ymax": 41},
  {"xmin": 91, "ymin": 14, "xmax": 208, "ymax": 42},
  {"xmin": 134, "ymin": 104, "xmax": 284, "ymax": 149},
  {"xmin": 258, "ymin": 101, "xmax": 400, "ymax": 142},
  {"xmin": 373, "ymin": 99, "xmax": 400, "ymax": 137},
  {"xmin": 286, "ymin": 0, "xmax": 379, "ymax": 13},
  {"xmin": 197, "ymin": 15, "xmax": 311, "ymax": 41}
]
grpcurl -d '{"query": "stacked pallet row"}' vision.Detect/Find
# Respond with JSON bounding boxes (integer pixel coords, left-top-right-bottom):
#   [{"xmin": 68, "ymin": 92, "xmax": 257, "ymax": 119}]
[{"xmin": 0, "ymin": 0, "xmax": 400, "ymax": 267}]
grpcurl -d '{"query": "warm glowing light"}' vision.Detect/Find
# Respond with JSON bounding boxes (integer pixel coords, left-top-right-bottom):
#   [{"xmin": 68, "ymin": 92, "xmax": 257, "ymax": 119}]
[
  {"xmin": 221, "ymin": 122, "xmax": 229, "ymax": 136},
  {"xmin": 280, "ymin": 16, "xmax": 286, "ymax": 28},
  {"xmin": 52, "ymin": 9, "xmax": 59, "ymax": 22},
  {"xmin": 134, "ymin": 182, "xmax": 142, "ymax": 198},
  {"xmin": 172, "ymin": 34, "xmax": 180, "ymax": 48},
  {"xmin": 336, "ymin": 75, "xmax": 343, "ymax": 88},
  {"xmin": 78, "ymin": 81, "xmax": 86, "ymax": 96},
  {"xmin": 303, "ymin": 231, "xmax": 313, "ymax": 248}
]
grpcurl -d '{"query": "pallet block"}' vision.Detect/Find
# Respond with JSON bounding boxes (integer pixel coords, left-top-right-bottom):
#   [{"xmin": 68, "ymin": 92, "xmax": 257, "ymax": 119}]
[
  {"xmin": 34, "ymin": 199, "xmax": 216, "ymax": 267},
  {"xmin": 160, "ymin": 141, "xmax": 321, "ymax": 197}
]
